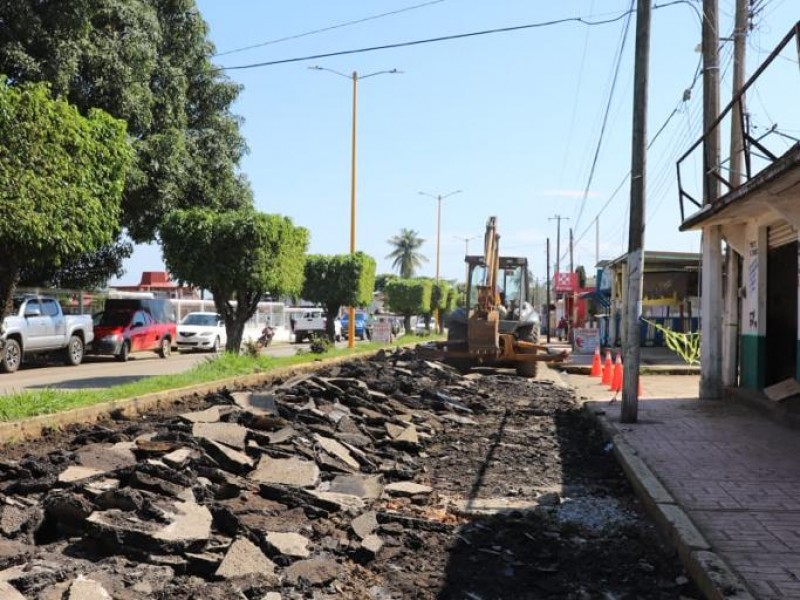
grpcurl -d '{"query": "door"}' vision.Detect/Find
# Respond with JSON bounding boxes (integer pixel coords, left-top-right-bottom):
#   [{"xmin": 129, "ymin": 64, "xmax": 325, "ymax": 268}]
[
  {"xmin": 23, "ymin": 300, "xmax": 47, "ymax": 350},
  {"xmin": 766, "ymin": 241, "xmax": 798, "ymax": 385},
  {"xmin": 128, "ymin": 310, "xmax": 150, "ymax": 353},
  {"xmin": 40, "ymin": 299, "xmax": 64, "ymax": 349}
]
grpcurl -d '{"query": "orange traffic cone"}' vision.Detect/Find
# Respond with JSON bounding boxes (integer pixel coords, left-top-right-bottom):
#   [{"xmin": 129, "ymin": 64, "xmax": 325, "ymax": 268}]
[
  {"xmin": 601, "ymin": 350, "xmax": 613, "ymax": 386},
  {"xmin": 610, "ymin": 353, "xmax": 623, "ymax": 392},
  {"xmin": 590, "ymin": 346, "xmax": 602, "ymax": 377}
]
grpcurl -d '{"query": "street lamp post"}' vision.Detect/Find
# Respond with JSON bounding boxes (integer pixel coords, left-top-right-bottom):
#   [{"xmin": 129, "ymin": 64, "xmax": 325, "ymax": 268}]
[
  {"xmin": 453, "ymin": 234, "xmax": 480, "ymax": 256},
  {"xmin": 311, "ymin": 66, "xmax": 399, "ymax": 348},
  {"xmin": 419, "ymin": 190, "xmax": 462, "ymax": 332}
]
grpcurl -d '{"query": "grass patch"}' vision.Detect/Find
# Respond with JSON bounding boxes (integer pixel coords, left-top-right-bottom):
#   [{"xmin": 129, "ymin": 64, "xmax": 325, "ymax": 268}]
[{"xmin": 0, "ymin": 333, "xmax": 444, "ymax": 422}]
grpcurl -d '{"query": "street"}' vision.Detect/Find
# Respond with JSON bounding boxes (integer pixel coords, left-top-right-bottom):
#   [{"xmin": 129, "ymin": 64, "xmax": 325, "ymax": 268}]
[{"xmin": 0, "ymin": 341, "xmax": 312, "ymax": 396}]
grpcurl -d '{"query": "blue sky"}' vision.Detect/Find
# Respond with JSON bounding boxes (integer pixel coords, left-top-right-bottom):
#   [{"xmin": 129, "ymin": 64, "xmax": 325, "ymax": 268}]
[{"xmin": 116, "ymin": 0, "xmax": 798, "ymax": 286}]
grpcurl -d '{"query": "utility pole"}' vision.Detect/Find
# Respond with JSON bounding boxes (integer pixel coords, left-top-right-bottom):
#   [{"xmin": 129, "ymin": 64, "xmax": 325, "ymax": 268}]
[
  {"xmin": 546, "ymin": 238, "xmax": 552, "ymax": 344},
  {"xmin": 570, "ymin": 227, "xmax": 577, "ymax": 336},
  {"xmin": 621, "ymin": 0, "xmax": 651, "ymax": 423},
  {"xmin": 700, "ymin": 0, "xmax": 723, "ymax": 400},
  {"xmin": 723, "ymin": 0, "xmax": 748, "ymax": 386},
  {"xmin": 549, "ymin": 215, "xmax": 568, "ymax": 275},
  {"xmin": 595, "ymin": 218, "xmax": 600, "ymax": 266}
]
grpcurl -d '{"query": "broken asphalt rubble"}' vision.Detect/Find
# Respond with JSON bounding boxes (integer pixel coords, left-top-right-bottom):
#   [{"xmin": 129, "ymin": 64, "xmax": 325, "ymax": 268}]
[{"xmin": 0, "ymin": 348, "xmax": 697, "ymax": 599}]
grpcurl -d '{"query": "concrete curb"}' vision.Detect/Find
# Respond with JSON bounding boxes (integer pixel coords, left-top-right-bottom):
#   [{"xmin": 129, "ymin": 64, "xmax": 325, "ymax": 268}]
[
  {"xmin": 583, "ymin": 400, "xmax": 754, "ymax": 600},
  {"xmin": 559, "ymin": 365, "xmax": 700, "ymax": 376},
  {"xmin": 0, "ymin": 351, "xmax": 371, "ymax": 445}
]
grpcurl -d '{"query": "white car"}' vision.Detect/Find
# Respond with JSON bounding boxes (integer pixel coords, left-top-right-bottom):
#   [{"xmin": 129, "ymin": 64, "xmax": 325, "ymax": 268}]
[{"xmin": 177, "ymin": 312, "xmax": 227, "ymax": 352}]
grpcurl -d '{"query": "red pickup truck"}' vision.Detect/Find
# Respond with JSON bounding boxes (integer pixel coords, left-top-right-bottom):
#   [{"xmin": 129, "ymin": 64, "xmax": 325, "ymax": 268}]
[{"xmin": 91, "ymin": 299, "xmax": 176, "ymax": 362}]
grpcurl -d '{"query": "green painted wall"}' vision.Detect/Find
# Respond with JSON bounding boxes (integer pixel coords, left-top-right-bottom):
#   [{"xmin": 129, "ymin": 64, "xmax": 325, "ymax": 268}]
[{"xmin": 741, "ymin": 333, "xmax": 766, "ymax": 390}]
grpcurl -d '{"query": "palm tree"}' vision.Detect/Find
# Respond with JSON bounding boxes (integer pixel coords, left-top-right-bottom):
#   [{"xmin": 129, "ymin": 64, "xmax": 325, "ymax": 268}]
[{"xmin": 386, "ymin": 229, "xmax": 427, "ymax": 278}]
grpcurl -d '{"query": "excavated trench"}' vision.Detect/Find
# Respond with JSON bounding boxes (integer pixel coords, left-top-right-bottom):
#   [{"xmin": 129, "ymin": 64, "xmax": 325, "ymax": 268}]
[{"xmin": 0, "ymin": 348, "xmax": 700, "ymax": 599}]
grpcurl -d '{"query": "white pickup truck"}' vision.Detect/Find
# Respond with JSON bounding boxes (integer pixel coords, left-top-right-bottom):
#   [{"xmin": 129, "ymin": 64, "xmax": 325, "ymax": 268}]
[{"xmin": 0, "ymin": 295, "xmax": 94, "ymax": 373}]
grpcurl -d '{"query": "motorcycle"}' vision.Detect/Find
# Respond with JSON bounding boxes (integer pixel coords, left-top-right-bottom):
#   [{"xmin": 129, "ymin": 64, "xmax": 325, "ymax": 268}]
[{"xmin": 256, "ymin": 325, "xmax": 275, "ymax": 349}]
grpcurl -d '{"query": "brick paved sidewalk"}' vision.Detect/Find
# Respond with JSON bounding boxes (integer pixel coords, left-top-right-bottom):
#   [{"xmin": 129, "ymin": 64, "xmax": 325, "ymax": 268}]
[{"xmin": 553, "ymin": 366, "xmax": 800, "ymax": 599}]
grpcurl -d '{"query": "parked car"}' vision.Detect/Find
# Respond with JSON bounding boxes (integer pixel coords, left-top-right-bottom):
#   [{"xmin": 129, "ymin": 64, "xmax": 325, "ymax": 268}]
[
  {"xmin": 0, "ymin": 295, "xmax": 95, "ymax": 373},
  {"xmin": 91, "ymin": 306, "xmax": 176, "ymax": 362},
  {"xmin": 293, "ymin": 309, "xmax": 341, "ymax": 343},
  {"xmin": 415, "ymin": 316, "xmax": 431, "ymax": 335},
  {"xmin": 177, "ymin": 312, "xmax": 226, "ymax": 352},
  {"xmin": 341, "ymin": 311, "xmax": 370, "ymax": 341}
]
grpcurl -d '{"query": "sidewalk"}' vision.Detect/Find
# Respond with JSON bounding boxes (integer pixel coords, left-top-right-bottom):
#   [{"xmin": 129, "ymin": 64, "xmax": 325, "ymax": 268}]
[{"xmin": 546, "ymin": 359, "xmax": 800, "ymax": 600}]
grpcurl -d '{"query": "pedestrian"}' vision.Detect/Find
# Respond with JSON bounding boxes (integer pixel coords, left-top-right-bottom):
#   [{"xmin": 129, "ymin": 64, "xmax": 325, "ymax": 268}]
[{"xmin": 557, "ymin": 316, "xmax": 567, "ymax": 341}]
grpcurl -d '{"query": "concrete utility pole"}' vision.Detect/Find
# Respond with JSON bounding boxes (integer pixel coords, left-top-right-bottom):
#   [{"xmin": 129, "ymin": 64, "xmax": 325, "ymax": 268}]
[
  {"xmin": 546, "ymin": 238, "xmax": 552, "ymax": 344},
  {"xmin": 723, "ymin": 0, "xmax": 748, "ymax": 386},
  {"xmin": 700, "ymin": 0, "xmax": 724, "ymax": 400},
  {"xmin": 549, "ymin": 215, "xmax": 568, "ymax": 275},
  {"xmin": 621, "ymin": 0, "xmax": 651, "ymax": 423}
]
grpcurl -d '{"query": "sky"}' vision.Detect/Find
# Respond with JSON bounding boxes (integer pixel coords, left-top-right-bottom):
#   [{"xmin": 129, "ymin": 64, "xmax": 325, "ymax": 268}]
[{"xmin": 114, "ymin": 0, "xmax": 799, "ymax": 287}]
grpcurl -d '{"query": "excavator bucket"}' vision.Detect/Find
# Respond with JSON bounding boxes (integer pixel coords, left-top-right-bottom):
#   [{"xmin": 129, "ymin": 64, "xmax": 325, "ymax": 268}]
[{"xmin": 467, "ymin": 309, "xmax": 500, "ymax": 355}]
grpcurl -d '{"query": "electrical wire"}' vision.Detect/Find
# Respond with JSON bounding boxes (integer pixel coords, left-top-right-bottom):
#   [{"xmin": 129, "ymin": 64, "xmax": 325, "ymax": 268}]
[
  {"xmin": 212, "ymin": 0, "xmax": 447, "ymax": 58},
  {"xmin": 572, "ymin": 0, "xmax": 635, "ymax": 236},
  {"xmin": 220, "ymin": 10, "xmax": 641, "ymax": 71}
]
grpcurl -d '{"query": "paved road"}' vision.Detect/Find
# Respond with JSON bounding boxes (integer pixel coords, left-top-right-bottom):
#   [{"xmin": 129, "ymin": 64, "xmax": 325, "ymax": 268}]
[{"xmin": 0, "ymin": 341, "xmax": 310, "ymax": 396}]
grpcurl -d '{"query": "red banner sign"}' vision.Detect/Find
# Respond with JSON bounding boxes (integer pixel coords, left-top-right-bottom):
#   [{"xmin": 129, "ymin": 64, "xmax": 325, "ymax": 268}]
[{"xmin": 553, "ymin": 272, "xmax": 578, "ymax": 293}]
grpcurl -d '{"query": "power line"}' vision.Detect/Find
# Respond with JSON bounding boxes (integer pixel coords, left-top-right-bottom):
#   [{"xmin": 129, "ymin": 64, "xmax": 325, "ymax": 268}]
[
  {"xmin": 572, "ymin": 0, "xmax": 635, "ymax": 235},
  {"xmin": 221, "ymin": 10, "xmax": 640, "ymax": 71},
  {"xmin": 213, "ymin": 0, "xmax": 447, "ymax": 58}
]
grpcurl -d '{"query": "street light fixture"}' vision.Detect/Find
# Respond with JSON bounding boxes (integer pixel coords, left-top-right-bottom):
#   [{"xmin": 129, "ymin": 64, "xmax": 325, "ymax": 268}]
[
  {"xmin": 453, "ymin": 234, "xmax": 481, "ymax": 256},
  {"xmin": 310, "ymin": 65, "xmax": 400, "ymax": 348},
  {"xmin": 418, "ymin": 190, "xmax": 462, "ymax": 332}
]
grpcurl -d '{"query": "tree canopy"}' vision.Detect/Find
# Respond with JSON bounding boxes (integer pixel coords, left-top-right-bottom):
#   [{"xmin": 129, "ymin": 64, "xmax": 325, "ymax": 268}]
[
  {"xmin": 0, "ymin": 0, "xmax": 249, "ymax": 284},
  {"xmin": 0, "ymin": 80, "xmax": 133, "ymax": 319},
  {"xmin": 386, "ymin": 229, "xmax": 427, "ymax": 278},
  {"xmin": 302, "ymin": 253, "xmax": 377, "ymax": 341},
  {"xmin": 385, "ymin": 279, "xmax": 433, "ymax": 332},
  {"xmin": 161, "ymin": 207, "xmax": 309, "ymax": 351}
]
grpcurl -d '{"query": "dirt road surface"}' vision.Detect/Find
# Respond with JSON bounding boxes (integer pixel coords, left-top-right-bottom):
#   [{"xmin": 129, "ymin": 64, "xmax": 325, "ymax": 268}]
[{"xmin": 0, "ymin": 348, "xmax": 700, "ymax": 599}]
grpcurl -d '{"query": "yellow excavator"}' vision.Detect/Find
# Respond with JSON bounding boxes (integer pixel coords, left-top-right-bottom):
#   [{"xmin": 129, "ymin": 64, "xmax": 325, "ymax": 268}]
[{"xmin": 420, "ymin": 216, "xmax": 566, "ymax": 377}]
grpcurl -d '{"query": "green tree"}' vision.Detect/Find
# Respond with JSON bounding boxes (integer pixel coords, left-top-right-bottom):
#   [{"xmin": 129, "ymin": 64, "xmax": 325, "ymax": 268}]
[
  {"xmin": 0, "ymin": 0, "xmax": 248, "ymax": 281},
  {"xmin": 161, "ymin": 208, "xmax": 309, "ymax": 351},
  {"xmin": 20, "ymin": 242, "xmax": 134, "ymax": 291},
  {"xmin": 431, "ymin": 280, "xmax": 453, "ymax": 332},
  {"xmin": 302, "ymin": 253, "xmax": 377, "ymax": 341},
  {"xmin": 0, "ymin": 80, "xmax": 133, "ymax": 321},
  {"xmin": 385, "ymin": 279, "xmax": 433, "ymax": 333},
  {"xmin": 374, "ymin": 273, "xmax": 399, "ymax": 293},
  {"xmin": 386, "ymin": 229, "xmax": 427, "ymax": 278}
]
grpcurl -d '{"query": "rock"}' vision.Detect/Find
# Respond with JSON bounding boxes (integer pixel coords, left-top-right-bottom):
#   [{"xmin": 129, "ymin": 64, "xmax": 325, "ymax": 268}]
[
  {"xmin": 384, "ymin": 423, "xmax": 405, "ymax": 439},
  {"xmin": 180, "ymin": 406, "xmax": 228, "ymax": 423},
  {"xmin": 66, "ymin": 575, "xmax": 112, "ymax": 600},
  {"xmin": 86, "ymin": 500, "xmax": 212, "ymax": 554},
  {"xmin": 439, "ymin": 414, "xmax": 478, "ymax": 426},
  {"xmin": 0, "ymin": 540, "xmax": 33, "ymax": 568},
  {"xmin": 329, "ymin": 474, "xmax": 383, "ymax": 500},
  {"xmin": 262, "ymin": 593, "xmax": 282, "ymax": 600},
  {"xmin": 162, "ymin": 448, "xmax": 194, "ymax": 469},
  {"xmin": 198, "ymin": 438, "xmax": 254, "ymax": 474},
  {"xmin": 192, "ymin": 422, "xmax": 248, "ymax": 450},
  {"xmin": 350, "ymin": 511, "xmax": 378, "ymax": 540},
  {"xmin": 250, "ymin": 456, "xmax": 319, "ymax": 488},
  {"xmin": 360, "ymin": 534, "xmax": 383, "ymax": 559},
  {"xmin": 58, "ymin": 466, "xmax": 105, "ymax": 483},
  {"xmin": 95, "ymin": 488, "xmax": 144, "ymax": 512},
  {"xmin": 537, "ymin": 492, "xmax": 561, "ymax": 506},
  {"xmin": 76, "ymin": 442, "xmax": 137, "ymax": 472},
  {"xmin": 394, "ymin": 425, "xmax": 419, "ymax": 445},
  {"xmin": 384, "ymin": 482, "xmax": 433, "ymax": 496},
  {"xmin": 215, "ymin": 538, "xmax": 277, "ymax": 580},
  {"xmin": 44, "ymin": 491, "xmax": 93, "ymax": 530},
  {"xmin": 264, "ymin": 531, "xmax": 310, "ymax": 558},
  {"xmin": 0, "ymin": 503, "xmax": 42, "ymax": 538},
  {"xmin": 267, "ymin": 427, "xmax": 297, "ymax": 445},
  {"xmin": 153, "ymin": 500, "xmax": 213, "ymax": 546},
  {"xmin": 82, "ymin": 478, "xmax": 120, "ymax": 499},
  {"xmin": 283, "ymin": 557, "xmax": 340, "ymax": 586},
  {"xmin": 0, "ymin": 582, "xmax": 25, "ymax": 600},
  {"xmin": 314, "ymin": 435, "xmax": 360, "ymax": 471},
  {"xmin": 307, "ymin": 491, "xmax": 365, "ymax": 515},
  {"xmin": 129, "ymin": 470, "xmax": 187, "ymax": 497},
  {"xmin": 231, "ymin": 391, "xmax": 279, "ymax": 416}
]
